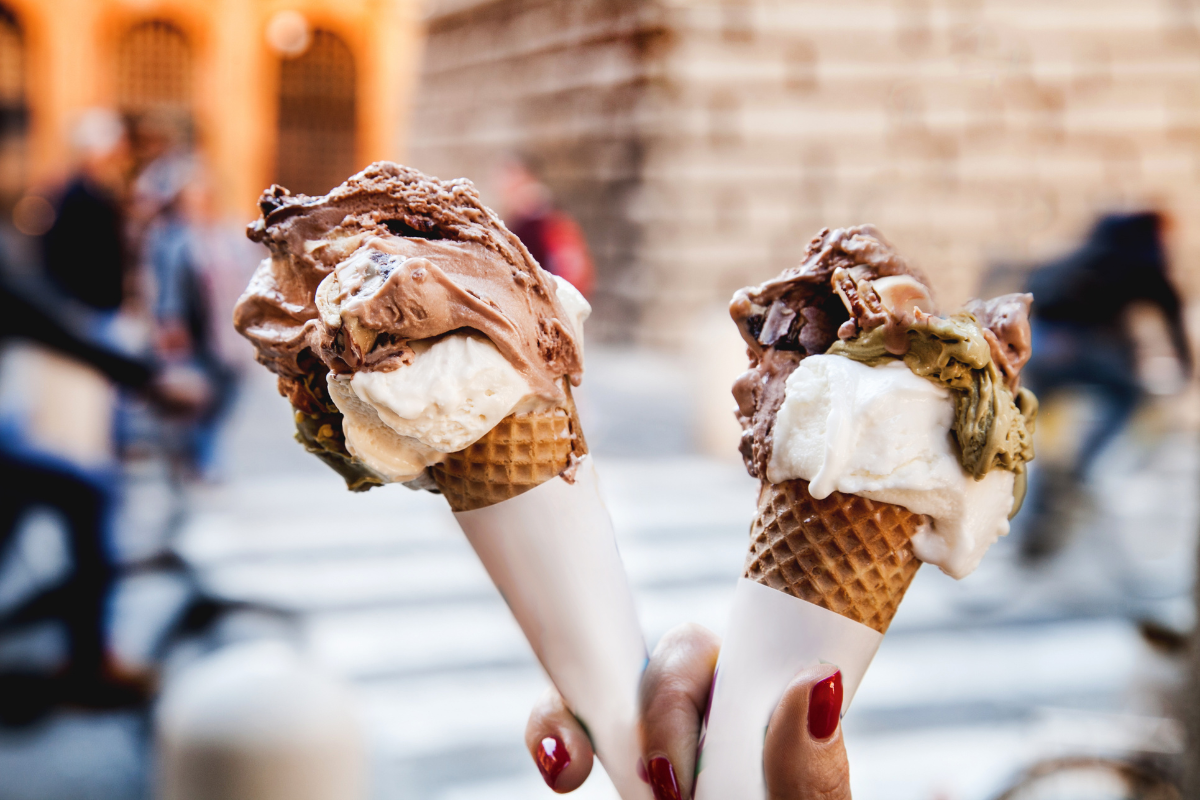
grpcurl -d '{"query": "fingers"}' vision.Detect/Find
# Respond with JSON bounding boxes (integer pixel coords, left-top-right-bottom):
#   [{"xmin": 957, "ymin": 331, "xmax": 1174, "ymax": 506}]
[
  {"xmin": 639, "ymin": 623, "xmax": 721, "ymax": 800},
  {"xmin": 525, "ymin": 687, "xmax": 594, "ymax": 793},
  {"xmin": 764, "ymin": 667, "xmax": 852, "ymax": 800}
]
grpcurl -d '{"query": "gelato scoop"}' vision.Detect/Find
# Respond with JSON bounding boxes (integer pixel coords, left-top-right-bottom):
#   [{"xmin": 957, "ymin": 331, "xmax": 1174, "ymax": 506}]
[
  {"xmin": 234, "ymin": 162, "xmax": 589, "ymax": 492},
  {"xmin": 731, "ymin": 225, "xmax": 1037, "ymax": 579}
]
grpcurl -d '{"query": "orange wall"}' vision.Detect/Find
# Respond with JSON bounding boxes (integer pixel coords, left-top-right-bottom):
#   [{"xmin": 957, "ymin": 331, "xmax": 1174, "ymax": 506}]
[{"xmin": 9, "ymin": 0, "xmax": 422, "ymax": 217}]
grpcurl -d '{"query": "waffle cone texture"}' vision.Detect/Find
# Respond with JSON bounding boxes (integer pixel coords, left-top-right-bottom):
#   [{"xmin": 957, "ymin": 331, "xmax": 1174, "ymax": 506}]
[
  {"xmin": 743, "ymin": 479, "xmax": 927, "ymax": 634},
  {"xmin": 430, "ymin": 390, "xmax": 587, "ymax": 512}
]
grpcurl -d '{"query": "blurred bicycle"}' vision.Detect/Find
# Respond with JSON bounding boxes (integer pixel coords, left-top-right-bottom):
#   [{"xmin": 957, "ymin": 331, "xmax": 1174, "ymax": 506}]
[{"xmin": 992, "ymin": 755, "xmax": 1179, "ymax": 800}]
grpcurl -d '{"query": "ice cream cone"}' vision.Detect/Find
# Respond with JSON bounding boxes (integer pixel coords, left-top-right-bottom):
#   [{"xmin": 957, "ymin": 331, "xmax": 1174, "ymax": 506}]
[
  {"xmin": 451, "ymin": 455, "xmax": 653, "ymax": 800},
  {"xmin": 743, "ymin": 478, "xmax": 927, "ymax": 634},
  {"xmin": 430, "ymin": 389, "xmax": 587, "ymax": 512},
  {"xmin": 697, "ymin": 226, "xmax": 1037, "ymax": 800},
  {"xmin": 694, "ymin": 478, "xmax": 926, "ymax": 800},
  {"xmin": 431, "ymin": 408, "xmax": 573, "ymax": 511},
  {"xmin": 234, "ymin": 163, "xmax": 649, "ymax": 798}
]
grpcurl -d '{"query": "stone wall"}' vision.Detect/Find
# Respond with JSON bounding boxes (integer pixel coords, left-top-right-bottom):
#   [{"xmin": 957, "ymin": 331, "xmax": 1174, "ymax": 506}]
[
  {"xmin": 408, "ymin": 0, "xmax": 668, "ymax": 339},
  {"xmin": 408, "ymin": 0, "xmax": 1200, "ymax": 345}
]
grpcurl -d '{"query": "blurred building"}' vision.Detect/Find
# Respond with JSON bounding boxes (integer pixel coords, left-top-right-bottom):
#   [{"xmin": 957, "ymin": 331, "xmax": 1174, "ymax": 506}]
[
  {"xmin": 3, "ymin": 0, "xmax": 421, "ymax": 215},
  {"xmin": 409, "ymin": 0, "xmax": 1200, "ymax": 345}
]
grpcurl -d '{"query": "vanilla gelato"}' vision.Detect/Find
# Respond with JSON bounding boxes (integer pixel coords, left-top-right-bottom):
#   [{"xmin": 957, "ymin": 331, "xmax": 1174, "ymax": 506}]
[
  {"xmin": 768, "ymin": 355, "xmax": 1014, "ymax": 578},
  {"xmin": 325, "ymin": 276, "xmax": 589, "ymax": 484}
]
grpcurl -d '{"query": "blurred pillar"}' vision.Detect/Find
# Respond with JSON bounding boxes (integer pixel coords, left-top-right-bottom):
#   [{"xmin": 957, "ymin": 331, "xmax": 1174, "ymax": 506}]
[
  {"xmin": 21, "ymin": 0, "xmax": 104, "ymax": 182},
  {"xmin": 157, "ymin": 641, "xmax": 367, "ymax": 800},
  {"xmin": 361, "ymin": 0, "xmax": 423, "ymax": 166}
]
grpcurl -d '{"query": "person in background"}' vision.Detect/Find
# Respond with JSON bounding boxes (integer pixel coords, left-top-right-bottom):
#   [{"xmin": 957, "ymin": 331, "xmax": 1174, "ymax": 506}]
[
  {"xmin": 1019, "ymin": 211, "xmax": 1192, "ymax": 561},
  {"xmin": 496, "ymin": 158, "xmax": 596, "ymax": 297},
  {"xmin": 132, "ymin": 152, "xmax": 237, "ymax": 481},
  {"xmin": 41, "ymin": 109, "xmax": 131, "ymax": 314},
  {"xmin": 0, "ymin": 109, "xmax": 199, "ymax": 717}
]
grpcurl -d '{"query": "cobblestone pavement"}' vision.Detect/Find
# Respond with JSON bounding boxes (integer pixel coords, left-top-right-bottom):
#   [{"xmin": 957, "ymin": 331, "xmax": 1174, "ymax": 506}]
[{"xmin": 0, "ymin": 346, "xmax": 1196, "ymax": 800}]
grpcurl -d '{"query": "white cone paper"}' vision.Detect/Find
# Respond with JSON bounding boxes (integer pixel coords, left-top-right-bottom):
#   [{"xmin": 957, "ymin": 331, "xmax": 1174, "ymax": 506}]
[
  {"xmin": 452, "ymin": 456, "xmax": 653, "ymax": 800},
  {"xmin": 693, "ymin": 579, "xmax": 885, "ymax": 800}
]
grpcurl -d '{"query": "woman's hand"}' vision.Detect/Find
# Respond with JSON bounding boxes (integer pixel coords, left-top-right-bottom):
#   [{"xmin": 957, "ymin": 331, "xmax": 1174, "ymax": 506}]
[{"xmin": 525, "ymin": 623, "xmax": 852, "ymax": 799}]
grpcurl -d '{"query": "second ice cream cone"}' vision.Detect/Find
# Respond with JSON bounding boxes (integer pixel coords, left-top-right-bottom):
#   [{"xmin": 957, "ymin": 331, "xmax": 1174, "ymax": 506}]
[{"xmin": 744, "ymin": 479, "xmax": 926, "ymax": 634}]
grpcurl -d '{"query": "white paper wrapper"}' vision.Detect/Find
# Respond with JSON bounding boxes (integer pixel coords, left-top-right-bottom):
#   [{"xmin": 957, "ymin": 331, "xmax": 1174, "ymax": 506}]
[
  {"xmin": 693, "ymin": 579, "xmax": 885, "ymax": 800},
  {"xmin": 453, "ymin": 455, "xmax": 653, "ymax": 800}
]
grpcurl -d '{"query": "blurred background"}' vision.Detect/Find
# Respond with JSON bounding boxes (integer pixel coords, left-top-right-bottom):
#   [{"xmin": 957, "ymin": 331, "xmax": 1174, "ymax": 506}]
[{"xmin": 0, "ymin": 0, "xmax": 1198, "ymax": 798}]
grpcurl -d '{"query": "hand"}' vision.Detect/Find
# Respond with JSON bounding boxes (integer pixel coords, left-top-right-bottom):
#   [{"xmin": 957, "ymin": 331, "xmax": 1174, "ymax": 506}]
[
  {"xmin": 145, "ymin": 364, "xmax": 211, "ymax": 418},
  {"xmin": 525, "ymin": 623, "xmax": 851, "ymax": 799}
]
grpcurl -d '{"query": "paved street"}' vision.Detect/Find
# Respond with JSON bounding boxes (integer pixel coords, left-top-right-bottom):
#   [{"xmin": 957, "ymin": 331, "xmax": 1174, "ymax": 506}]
[{"xmin": 0, "ymin": 344, "xmax": 1196, "ymax": 799}]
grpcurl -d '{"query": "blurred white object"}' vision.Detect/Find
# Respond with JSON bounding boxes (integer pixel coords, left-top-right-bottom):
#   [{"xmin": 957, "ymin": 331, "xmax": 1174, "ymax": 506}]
[
  {"xmin": 453, "ymin": 456, "xmax": 653, "ymax": 800},
  {"xmin": 157, "ymin": 641, "xmax": 366, "ymax": 800},
  {"xmin": 265, "ymin": 11, "xmax": 310, "ymax": 57}
]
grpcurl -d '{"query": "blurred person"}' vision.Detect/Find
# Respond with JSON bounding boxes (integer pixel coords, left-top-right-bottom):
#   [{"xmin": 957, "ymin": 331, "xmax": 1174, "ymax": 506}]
[
  {"xmin": 0, "ymin": 109, "xmax": 180, "ymax": 717},
  {"xmin": 525, "ymin": 624, "xmax": 850, "ymax": 799},
  {"xmin": 133, "ymin": 152, "xmax": 238, "ymax": 481},
  {"xmin": 41, "ymin": 108, "xmax": 131, "ymax": 313},
  {"xmin": 1019, "ymin": 211, "xmax": 1192, "ymax": 561},
  {"xmin": 0, "ymin": 274, "xmax": 201, "ymax": 720},
  {"xmin": 497, "ymin": 157, "xmax": 596, "ymax": 297}
]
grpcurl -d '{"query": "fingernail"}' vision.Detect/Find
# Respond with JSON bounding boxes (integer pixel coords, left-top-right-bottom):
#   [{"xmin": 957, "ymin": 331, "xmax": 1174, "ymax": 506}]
[
  {"xmin": 637, "ymin": 757, "xmax": 649, "ymax": 783},
  {"xmin": 647, "ymin": 756, "xmax": 682, "ymax": 800},
  {"xmin": 808, "ymin": 669, "xmax": 843, "ymax": 741},
  {"xmin": 535, "ymin": 736, "xmax": 570, "ymax": 789}
]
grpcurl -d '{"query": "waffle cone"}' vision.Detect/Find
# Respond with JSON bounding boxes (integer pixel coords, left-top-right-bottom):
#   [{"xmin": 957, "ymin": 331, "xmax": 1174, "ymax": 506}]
[
  {"xmin": 430, "ymin": 389, "xmax": 587, "ymax": 512},
  {"xmin": 743, "ymin": 479, "xmax": 927, "ymax": 634}
]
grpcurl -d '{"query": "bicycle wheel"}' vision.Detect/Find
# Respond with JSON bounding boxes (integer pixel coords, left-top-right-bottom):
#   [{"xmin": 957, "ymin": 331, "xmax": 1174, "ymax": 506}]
[{"xmin": 992, "ymin": 756, "xmax": 1179, "ymax": 800}]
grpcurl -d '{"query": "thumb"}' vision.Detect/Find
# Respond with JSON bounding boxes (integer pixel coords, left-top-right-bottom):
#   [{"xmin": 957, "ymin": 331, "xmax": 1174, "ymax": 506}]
[{"xmin": 764, "ymin": 667, "xmax": 852, "ymax": 800}]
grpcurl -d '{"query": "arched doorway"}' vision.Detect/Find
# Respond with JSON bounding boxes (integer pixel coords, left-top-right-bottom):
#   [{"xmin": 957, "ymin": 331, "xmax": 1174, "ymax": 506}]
[
  {"xmin": 0, "ymin": 5, "xmax": 27, "ymax": 208},
  {"xmin": 275, "ymin": 29, "xmax": 357, "ymax": 196},
  {"xmin": 115, "ymin": 19, "xmax": 194, "ymax": 164}
]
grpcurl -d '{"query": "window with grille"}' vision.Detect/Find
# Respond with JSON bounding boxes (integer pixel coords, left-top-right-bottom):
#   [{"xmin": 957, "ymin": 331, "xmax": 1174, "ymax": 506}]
[
  {"xmin": 275, "ymin": 29, "xmax": 357, "ymax": 196},
  {"xmin": 0, "ymin": 4, "xmax": 26, "ymax": 206},
  {"xmin": 116, "ymin": 20, "xmax": 193, "ymax": 114}
]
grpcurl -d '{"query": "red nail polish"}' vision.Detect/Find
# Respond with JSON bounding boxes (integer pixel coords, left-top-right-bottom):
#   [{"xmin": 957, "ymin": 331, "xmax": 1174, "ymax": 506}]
[
  {"xmin": 536, "ymin": 736, "xmax": 570, "ymax": 789},
  {"xmin": 647, "ymin": 756, "xmax": 682, "ymax": 800},
  {"xmin": 808, "ymin": 669, "xmax": 843, "ymax": 741}
]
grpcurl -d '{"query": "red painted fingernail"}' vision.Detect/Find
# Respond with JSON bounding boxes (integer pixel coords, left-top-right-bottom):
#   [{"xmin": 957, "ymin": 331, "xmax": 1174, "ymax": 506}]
[
  {"xmin": 535, "ymin": 736, "xmax": 570, "ymax": 789},
  {"xmin": 808, "ymin": 669, "xmax": 843, "ymax": 740},
  {"xmin": 647, "ymin": 756, "xmax": 682, "ymax": 800},
  {"xmin": 637, "ymin": 757, "xmax": 649, "ymax": 783}
]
